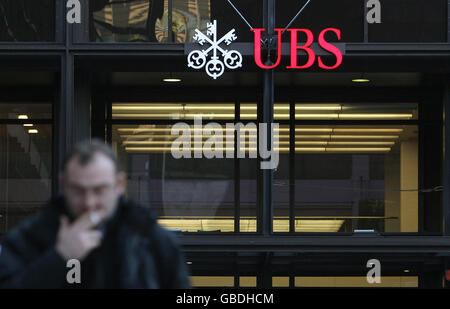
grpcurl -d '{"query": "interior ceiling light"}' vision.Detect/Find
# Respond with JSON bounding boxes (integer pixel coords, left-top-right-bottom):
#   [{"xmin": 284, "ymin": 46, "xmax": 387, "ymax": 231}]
[
  {"xmin": 352, "ymin": 73, "xmax": 370, "ymax": 83},
  {"xmin": 23, "ymin": 124, "xmax": 34, "ymax": 127},
  {"xmin": 352, "ymin": 78, "xmax": 370, "ymax": 83},
  {"xmin": 28, "ymin": 129, "xmax": 38, "ymax": 134},
  {"xmin": 162, "ymin": 73, "xmax": 182, "ymax": 83},
  {"xmin": 18, "ymin": 115, "xmax": 28, "ymax": 119}
]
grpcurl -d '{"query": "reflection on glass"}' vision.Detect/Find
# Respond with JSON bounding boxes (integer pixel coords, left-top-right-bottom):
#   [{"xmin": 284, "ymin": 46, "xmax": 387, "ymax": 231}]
[
  {"xmin": 292, "ymin": 125, "xmax": 418, "ymax": 233},
  {"xmin": 168, "ymin": 0, "xmax": 211, "ymax": 42},
  {"xmin": 91, "ymin": 0, "xmax": 212, "ymax": 42},
  {"xmin": 0, "ymin": 0, "xmax": 55, "ymax": 42},
  {"xmin": 90, "ymin": 0, "xmax": 261, "ymax": 42},
  {"xmin": 0, "ymin": 102, "xmax": 52, "ymax": 119},
  {"xmin": 92, "ymin": 0, "xmax": 157, "ymax": 42},
  {"xmin": 0, "ymin": 124, "xmax": 52, "ymax": 238}
]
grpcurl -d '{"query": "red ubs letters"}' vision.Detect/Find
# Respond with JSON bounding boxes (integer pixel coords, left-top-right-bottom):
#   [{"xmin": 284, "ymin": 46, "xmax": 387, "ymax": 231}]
[{"xmin": 251, "ymin": 28, "xmax": 343, "ymax": 70}]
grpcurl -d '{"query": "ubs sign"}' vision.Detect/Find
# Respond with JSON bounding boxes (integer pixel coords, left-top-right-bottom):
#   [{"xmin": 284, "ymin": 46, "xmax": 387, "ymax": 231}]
[{"xmin": 187, "ymin": 20, "xmax": 343, "ymax": 79}]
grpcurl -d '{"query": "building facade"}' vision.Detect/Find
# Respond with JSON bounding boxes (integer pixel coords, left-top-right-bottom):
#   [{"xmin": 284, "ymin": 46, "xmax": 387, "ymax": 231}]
[{"xmin": 0, "ymin": 0, "xmax": 450, "ymax": 288}]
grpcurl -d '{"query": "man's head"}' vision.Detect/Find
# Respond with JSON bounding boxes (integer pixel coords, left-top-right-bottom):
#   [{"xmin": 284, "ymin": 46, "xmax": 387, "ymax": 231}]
[{"xmin": 60, "ymin": 139, "xmax": 126, "ymax": 220}]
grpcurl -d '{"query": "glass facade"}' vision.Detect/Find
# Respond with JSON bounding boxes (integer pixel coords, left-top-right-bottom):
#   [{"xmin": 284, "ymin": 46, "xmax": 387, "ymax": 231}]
[
  {"xmin": 0, "ymin": 104, "xmax": 52, "ymax": 238},
  {"xmin": 109, "ymin": 101, "xmax": 422, "ymax": 234},
  {"xmin": 0, "ymin": 0, "xmax": 448, "ymax": 289}
]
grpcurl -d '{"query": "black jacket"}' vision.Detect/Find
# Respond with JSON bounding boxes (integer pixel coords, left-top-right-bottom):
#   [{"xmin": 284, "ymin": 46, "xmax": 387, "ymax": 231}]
[{"xmin": 0, "ymin": 196, "xmax": 190, "ymax": 289}]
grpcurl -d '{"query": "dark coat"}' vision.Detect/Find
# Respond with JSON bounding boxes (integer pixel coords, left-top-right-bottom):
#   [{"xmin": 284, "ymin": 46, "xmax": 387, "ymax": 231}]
[{"xmin": 0, "ymin": 196, "xmax": 191, "ymax": 289}]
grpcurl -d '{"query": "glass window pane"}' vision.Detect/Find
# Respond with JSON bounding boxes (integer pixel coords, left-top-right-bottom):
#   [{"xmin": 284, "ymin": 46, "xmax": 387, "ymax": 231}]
[
  {"xmin": 273, "ymin": 125, "xmax": 289, "ymax": 232},
  {"xmin": 295, "ymin": 103, "xmax": 418, "ymax": 120},
  {"xmin": 294, "ymin": 125, "xmax": 418, "ymax": 233},
  {"xmin": 237, "ymin": 120, "xmax": 257, "ymax": 232},
  {"xmin": 369, "ymin": 0, "xmax": 446, "ymax": 43},
  {"xmin": 276, "ymin": 0, "xmax": 364, "ymax": 42},
  {"xmin": 112, "ymin": 123, "xmax": 235, "ymax": 232},
  {"xmin": 240, "ymin": 158, "xmax": 257, "ymax": 232},
  {"xmin": 0, "ymin": 124, "xmax": 52, "ymax": 238},
  {"xmin": 0, "ymin": 0, "xmax": 55, "ymax": 42}
]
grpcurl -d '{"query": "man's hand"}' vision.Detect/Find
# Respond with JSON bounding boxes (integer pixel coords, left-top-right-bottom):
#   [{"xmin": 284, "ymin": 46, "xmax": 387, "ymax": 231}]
[{"xmin": 55, "ymin": 211, "xmax": 106, "ymax": 261}]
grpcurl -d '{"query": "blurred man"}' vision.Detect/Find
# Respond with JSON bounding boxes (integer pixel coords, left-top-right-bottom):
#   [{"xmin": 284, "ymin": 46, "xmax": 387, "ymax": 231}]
[{"xmin": 0, "ymin": 139, "xmax": 190, "ymax": 288}]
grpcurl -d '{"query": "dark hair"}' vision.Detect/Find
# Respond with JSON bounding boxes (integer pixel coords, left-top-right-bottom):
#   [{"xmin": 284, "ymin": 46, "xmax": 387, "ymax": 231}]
[{"xmin": 62, "ymin": 138, "xmax": 121, "ymax": 173}]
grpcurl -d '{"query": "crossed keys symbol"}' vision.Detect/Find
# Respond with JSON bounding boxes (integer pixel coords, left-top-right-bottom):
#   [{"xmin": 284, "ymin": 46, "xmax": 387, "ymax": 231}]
[{"xmin": 187, "ymin": 20, "xmax": 243, "ymax": 80}]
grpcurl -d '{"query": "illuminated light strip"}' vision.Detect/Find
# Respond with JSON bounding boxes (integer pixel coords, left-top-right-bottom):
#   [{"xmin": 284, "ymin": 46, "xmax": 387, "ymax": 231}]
[
  {"xmin": 326, "ymin": 147, "xmax": 391, "ymax": 152},
  {"xmin": 119, "ymin": 134, "xmax": 289, "ymax": 139},
  {"xmin": 295, "ymin": 105, "xmax": 342, "ymax": 110},
  {"xmin": 120, "ymin": 134, "xmax": 398, "ymax": 139},
  {"xmin": 112, "ymin": 105, "xmax": 232, "ymax": 109},
  {"xmin": 338, "ymin": 114, "xmax": 413, "ymax": 119},
  {"xmin": 158, "ymin": 219, "xmax": 345, "ymax": 232},
  {"xmin": 334, "ymin": 128, "xmax": 404, "ymax": 133},
  {"xmin": 117, "ymin": 127, "xmax": 403, "ymax": 133},
  {"xmin": 112, "ymin": 113, "xmax": 413, "ymax": 120},
  {"xmin": 122, "ymin": 140, "xmax": 290, "ymax": 145},
  {"xmin": 296, "ymin": 135, "xmax": 399, "ymax": 139},
  {"xmin": 112, "ymin": 113, "xmax": 235, "ymax": 118},
  {"xmin": 158, "ymin": 216, "xmax": 394, "ymax": 219},
  {"xmin": 125, "ymin": 147, "xmax": 290, "ymax": 152},
  {"xmin": 118, "ymin": 128, "xmax": 261, "ymax": 133},
  {"xmin": 294, "ymin": 141, "xmax": 395, "ymax": 146},
  {"xmin": 113, "ymin": 106, "xmax": 184, "ymax": 111},
  {"xmin": 294, "ymin": 113, "xmax": 413, "ymax": 119},
  {"xmin": 112, "ymin": 106, "xmax": 236, "ymax": 111},
  {"xmin": 294, "ymin": 147, "xmax": 391, "ymax": 152},
  {"xmin": 327, "ymin": 141, "xmax": 395, "ymax": 146}
]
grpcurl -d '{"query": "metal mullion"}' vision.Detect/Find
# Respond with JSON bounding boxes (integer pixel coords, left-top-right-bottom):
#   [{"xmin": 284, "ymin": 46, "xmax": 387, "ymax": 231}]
[
  {"xmin": 235, "ymin": 100, "xmax": 240, "ymax": 234},
  {"xmin": 107, "ymin": 100, "xmax": 113, "ymax": 144},
  {"xmin": 168, "ymin": 0, "xmax": 173, "ymax": 43},
  {"xmin": 418, "ymin": 98, "xmax": 425, "ymax": 234},
  {"xmin": 289, "ymin": 101, "xmax": 295, "ymax": 234},
  {"xmin": 56, "ymin": 53, "xmax": 74, "ymax": 190},
  {"xmin": 260, "ymin": 0, "xmax": 276, "ymax": 236},
  {"xmin": 444, "ymin": 83, "xmax": 450, "ymax": 236},
  {"xmin": 52, "ymin": 75, "xmax": 59, "ymax": 196}
]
